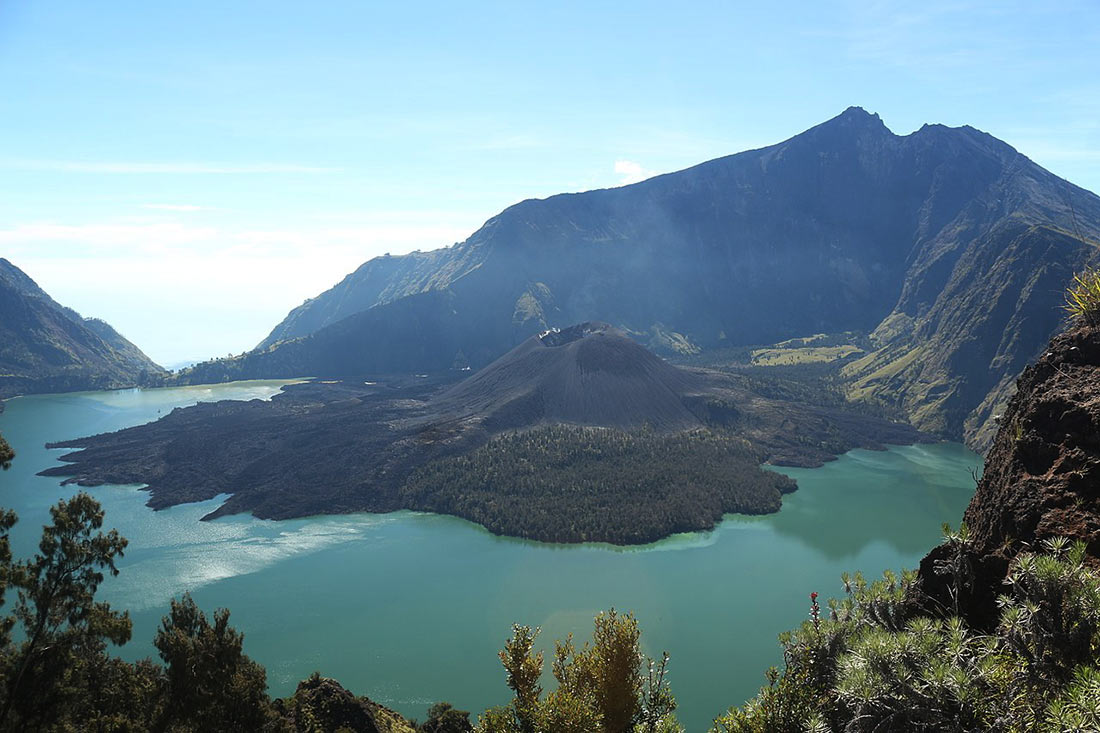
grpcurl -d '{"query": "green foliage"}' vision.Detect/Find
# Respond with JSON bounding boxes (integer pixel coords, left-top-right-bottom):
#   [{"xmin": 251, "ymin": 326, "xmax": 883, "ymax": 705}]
[
  {"xmin": 477, "ymin": 609, "xmax": 679, "ymax": 733},
  {"xmin": 499, "ymin": 624, "xmax": 543, "ymax": 733},
  {"xmin": 419, "ymin": 702, "xmax": 474, "ymax": 733},
  {"xmin": 0, "ymin": 432, "xmax": 12, "ymax": 471},
  {"xmin": 1065, "ymin": 267, "xmax": 1100, "ymax": 325},
  {"xmin": 1044, "ymin": 666, "xmax": 1100, "ymax": 730},
  {"xmin": 154, "ymin": 592, "xmax": 280, "ymax": 731},
  {"xmin": 1, "ymin": 492, "xmax": 131, "ymax": 730},
  {"xmin": 0, "ymin": 508, "xmax": 15, "ymax": 650},
  {"xmin": 998, "ymin": 537, "xmax": 1100, "ymax": 685},
  {"xmin": 713, "ymin": 534, "xmax": 1100, "ymax": 733},
  {"xmin": 404, "ymin": 425, "xmax": 791, "ymax": 544},
  {"xmin": 281, "ymin": 671, "xmax": 417, "ymax": 733}
]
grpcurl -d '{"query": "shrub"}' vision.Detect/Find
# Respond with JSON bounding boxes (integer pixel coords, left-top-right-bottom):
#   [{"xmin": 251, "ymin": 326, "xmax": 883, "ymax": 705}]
[
  {"xmin": 1064, "ymin": 267, "xmax": 1100, "ymax": 325},
  {"xmin": 711, "ymin": 534, "xmax": 1100, "ymax": 732},
  {"xmin": 477, "ymin": 610, "xmax": 681, "ymax": 733}
]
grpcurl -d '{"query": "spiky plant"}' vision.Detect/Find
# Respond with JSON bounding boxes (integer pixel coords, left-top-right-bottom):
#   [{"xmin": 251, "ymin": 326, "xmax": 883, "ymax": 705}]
[
  {"xmin": 1044, "ymin": 666, "xmax": 1100, "ymax": 731},
  {"xmin": 1064, "ymin": 268, "xmax": 1100, "ymax": 326},
  {"xmin": 713, "ymin": 533, "xmax": 1100, "ymax": 733}
]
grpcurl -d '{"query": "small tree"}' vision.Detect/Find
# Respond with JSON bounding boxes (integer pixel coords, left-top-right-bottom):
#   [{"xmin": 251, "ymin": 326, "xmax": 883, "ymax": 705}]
[
  {"xmin": 419, "ymin": 702, "xmax": 474, "ymax": 733},
  {"xmin": 478, "ymin": 611, "xmax": 679, "ymax": 733},
  {"xmin": 0, "ymin": 508, "xmax": 16, "ymax": 649},
  {"xmin": 497, "ymin": 624, "xmax": 543, "ymax": 733},
  {"xmin": 154, "ymin": 592, "xmax": 277, "ymax": 731},
  {"xmin": 0, "ymin": 492, "xmax": 131, "ymax": 729},
  {"xmin": 0, "ymin": 432, "xmax": 12, "ymax": 470}
]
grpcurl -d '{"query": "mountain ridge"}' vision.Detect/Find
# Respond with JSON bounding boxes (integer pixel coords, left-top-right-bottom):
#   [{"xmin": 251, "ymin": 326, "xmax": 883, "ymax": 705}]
[
  {"xmin": 187, "ymin": 108, "xmax": 1100, "ymax": 451},
  {"xmin": 0, "ymin": 258, "xmax": 165, "ymax": 398}
]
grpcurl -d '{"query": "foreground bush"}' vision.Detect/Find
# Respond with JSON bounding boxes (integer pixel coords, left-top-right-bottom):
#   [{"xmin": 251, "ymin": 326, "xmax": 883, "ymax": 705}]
[
  {"xmin": 477, "ymin": 609, "xmax": 682, "ymax": 733},
  {"xmin": 712, "ymin": 534, "xmax": 1100, "ymax": 732},
  {"xmin": 0, "ymin": 494, "xmax": 431, "ymax": 732},
  {"xmin": 6, "ymin": 491, "xmax": 1100, "ymax": 731}
]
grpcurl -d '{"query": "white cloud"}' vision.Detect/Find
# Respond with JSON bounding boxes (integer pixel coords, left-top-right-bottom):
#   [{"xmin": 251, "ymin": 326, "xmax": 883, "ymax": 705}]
[{"xmin": 614, "ymin": 160, "xmax": 657, "ymax": 185}]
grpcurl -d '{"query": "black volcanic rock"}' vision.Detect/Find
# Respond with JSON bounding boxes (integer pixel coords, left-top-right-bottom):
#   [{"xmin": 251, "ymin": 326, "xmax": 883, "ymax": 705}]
[
  {"xmin": 191, "ymin": 108, "xmax": 1100, "ymax": 452},
  {"xmin": 0, "ymin": 258, "xmax": 165, "ymax": 398},
  {"xmin": 914, "ymin": 323, "xmax": 1100, "ymax": 628},
  {"xmin": 41, "ymin": 323, "xmax": 926, "ymax": 543},
  {"xmin": 436, "ymin": 323, "xmax": 705, "ymax": 431}
]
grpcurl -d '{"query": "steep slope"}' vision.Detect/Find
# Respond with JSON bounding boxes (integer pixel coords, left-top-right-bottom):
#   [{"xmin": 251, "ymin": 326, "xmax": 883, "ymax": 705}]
[
  {"xmin": 199, "ymin": 108, "xmax": 1100, "ymax": 450},
  {"xmin": 0, "ymin": 258, "xmax": 165, "ymax": 398},
  {"xmin": 916, "ymin": 321, "xmax": 1100, "ymax": 627},
  {"xmin": 261, "ymin": 108, "xmax": 926, "ymax": 351},
  {"xmin": 258, "ymin": 248, "xmax": 470, "ymax": 349},
  {"xmin": 436, "ymin": 322, "xmax": 705, "ymax": 431},
  {"xmin": 840, "ymin": 120, "xmax": 1100, "ymax": 447}
]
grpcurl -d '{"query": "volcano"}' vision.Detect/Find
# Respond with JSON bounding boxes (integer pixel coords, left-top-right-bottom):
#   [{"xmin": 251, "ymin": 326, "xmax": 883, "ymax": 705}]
[{"xmin": 436, "ymin": 322, "xmax": 705, "ymax": 431}]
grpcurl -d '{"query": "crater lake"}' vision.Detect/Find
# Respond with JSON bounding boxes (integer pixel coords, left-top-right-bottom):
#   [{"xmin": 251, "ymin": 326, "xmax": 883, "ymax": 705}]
[{"xmin": 0, "ymin": 382, "xmax": 980, "ymax": 731}]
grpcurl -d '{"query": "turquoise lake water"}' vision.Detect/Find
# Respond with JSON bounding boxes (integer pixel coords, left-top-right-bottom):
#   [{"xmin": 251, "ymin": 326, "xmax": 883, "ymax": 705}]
[{"xmin": 0, "ymin": 383, "xmax": 981, "ymax": 731}]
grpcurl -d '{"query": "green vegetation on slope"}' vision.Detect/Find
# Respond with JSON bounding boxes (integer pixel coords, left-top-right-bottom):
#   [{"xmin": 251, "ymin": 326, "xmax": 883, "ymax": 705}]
[
  {"xmin": 712, "ymin": 532, "xmax": 1100, "ymax": 732},
  {"xmin": 750, "ymin": 345, "xmax": 863, "ymax": 367},
  {"xmin": 1066, "ymin": 267, "xmax": 1100, "ymax": 326},
  {"xmin": 401, "ymin": 425, "xmax": 796, "ymax": 544}
]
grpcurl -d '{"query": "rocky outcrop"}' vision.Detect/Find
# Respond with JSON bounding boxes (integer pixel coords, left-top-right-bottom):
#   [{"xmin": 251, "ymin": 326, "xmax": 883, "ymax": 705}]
[
  {"xmin": 964, "ymin": 324, "xmax": 1100, "ymax": 560},
  {"xmin": 916, "ymin": 322, "xmax": 1100, "ymax": 627},
  {"xmin": 276, "ymin": 673, "xmax": 415, "ymax": 733}
]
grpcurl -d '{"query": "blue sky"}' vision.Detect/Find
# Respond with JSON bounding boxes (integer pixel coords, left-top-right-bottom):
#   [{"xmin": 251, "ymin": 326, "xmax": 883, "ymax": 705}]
[{"xmin": 2, "ymin": 0, "xmax": 1098, "ymax": 365}]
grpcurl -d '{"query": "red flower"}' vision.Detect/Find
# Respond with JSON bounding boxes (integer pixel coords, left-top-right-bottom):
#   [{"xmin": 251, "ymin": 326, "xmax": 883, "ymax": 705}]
[{"xmin": 810, "ymin": 592, "xmax": 818, "ymax": 600}]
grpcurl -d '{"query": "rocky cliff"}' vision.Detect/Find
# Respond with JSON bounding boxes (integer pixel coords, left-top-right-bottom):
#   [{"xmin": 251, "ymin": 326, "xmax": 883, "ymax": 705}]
[{"xmin": 917, "ymin": 321, "xmax": 1100, "ymax": 626}]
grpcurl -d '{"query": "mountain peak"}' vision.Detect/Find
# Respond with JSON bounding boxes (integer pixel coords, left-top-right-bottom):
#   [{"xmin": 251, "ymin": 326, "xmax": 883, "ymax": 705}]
[
  {"xmin": 823, "ymin": 106, "xmax": 889, "ymax": 131},
  {"xmin": 438, "ymin": 321, "xmax": 703, "ymax": 432},
  {"xmin": 0, "ymin": 257, "xmax": 44, "ymax": 295},
  {"xmin": 789, "ymin": 106, "xmax": 892, "ymax": 146},
  {"xmin": 840, "ymin": 105, "xmax": 879, "ymax": 120},
  {"xmin": 538, "ymin": 321, "xmax": 612, "ymax": 347}
]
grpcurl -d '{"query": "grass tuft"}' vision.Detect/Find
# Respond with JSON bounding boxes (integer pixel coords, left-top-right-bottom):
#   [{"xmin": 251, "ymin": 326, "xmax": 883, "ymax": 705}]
[{"xmin": 1065, "ymin": 268, "xmax": 1100, "ymax": 326}]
